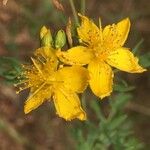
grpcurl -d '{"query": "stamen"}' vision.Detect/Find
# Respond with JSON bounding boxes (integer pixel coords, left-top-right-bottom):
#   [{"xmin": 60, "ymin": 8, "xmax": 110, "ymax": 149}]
[
  {"xmin": 99, "ymin": 17, "xmax": 102, "ymax": 30},
  {"xmin": 37, "ymin": 56, "xmax": 46, "ymax": 64},
  {"xmin": 26, "ymin": 82, "xmax": 47, "ymax": 101},
  {"xmin": 22, "ymin": 65, "xmax": 33, "ymax": 70},
  {"xmin": 16, "ymin": 86, "xmax": 29, "ymax": 94},
  {"xmin": 31, "ymin": 57, "xmax": 44, "ymax": 77},
  {"xmin": 99, "ymin": 17, "xmax": 103, "ymax": 43},
  {"xmin": 14, "ymin": 80, "xmax": 28, "ymax": 87}
]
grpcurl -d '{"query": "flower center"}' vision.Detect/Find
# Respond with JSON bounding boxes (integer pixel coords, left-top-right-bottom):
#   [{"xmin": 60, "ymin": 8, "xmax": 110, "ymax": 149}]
[{"xmin": 93, "ymin": 45, "xmax": 109, "ymax": 61}]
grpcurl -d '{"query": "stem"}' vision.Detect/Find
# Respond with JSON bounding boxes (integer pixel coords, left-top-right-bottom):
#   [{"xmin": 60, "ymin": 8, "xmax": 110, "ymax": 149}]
[
  {"xmin": 69, "ymin": 0, "xmax": 79, "ymax": 26},
  {"xmin": 81, "ymin": 92, "xmax": 87, "ymax": 111},
  {"xmin": 107, "ymin": 96, "xmax": 117, "ymax": 122},
  {"xmin": 81, "ymin": 0, "xmax": 86, "ymax": 15}
]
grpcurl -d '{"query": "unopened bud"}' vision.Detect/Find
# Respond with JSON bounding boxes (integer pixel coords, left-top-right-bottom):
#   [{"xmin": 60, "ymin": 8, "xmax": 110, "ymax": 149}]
[
  {"xmin": 40, "ymin": 26, "xmax": 53, "ymax": 47},
  {"xmin": 40, "ymin": 26, "xmax": 48, "ymax": 39},
  {"xmin": 55, "ymin": 30, "xmax": 66, "ymax": 49}
]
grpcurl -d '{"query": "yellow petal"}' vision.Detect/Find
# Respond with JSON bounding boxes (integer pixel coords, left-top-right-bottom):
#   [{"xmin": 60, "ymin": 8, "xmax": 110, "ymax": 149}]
[
  {"xmin": 24, "ymin": 84, "xmax": 52, "ymax": 114},
  {"xmin": 34, "ymin": 47, "xmax": 54, "ymax": 58},
  {"xmin": 34, "ymin": 47, "xmax": 58, "ymax": 70},
  {"xmin": 88, "ymin": 59, "xmax": 114, "ymax": 99},
  {"xmin": 56, "ymin": 46, "xmax": 94, "ymax": 65},
  {"xmin": 77, "ymin": 14, "xmax": 101, "ymax": 46},
  {"xmin": 53, "ymin": 88, "xmax": 86, "ymax": 121},
  {"xmin": 55, "ymin": 66, "xmax": 89, "ymax": 93},
  {"xmin": 103, "ymin": 18, "xmax": 130, "ymax": 48},
  {"xmin": 106, "ymin": 47, "xmax": 146, "ymax": 73}
]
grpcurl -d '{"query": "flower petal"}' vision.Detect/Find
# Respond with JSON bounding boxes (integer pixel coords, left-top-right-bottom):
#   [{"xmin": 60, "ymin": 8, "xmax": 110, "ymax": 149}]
[
  {"xmin": 55, "ymin": 66, "xmax": 89, "ymax": 93},
  {"xmin": 106, "ymin": 47, "xmax": 146, "ymax": 73},
  {"xmin": 88, "ymin": 59, "xmax": 114, "ymax": 99},
  {"xmin": 103, "ymin": 18, "xmax": 130, "ymax": 48},
  {"xmin": 77, "ymin": 14, "xmax": 102, "ymax": 46},
  {"xmin": 24, "ymin": 84, "xmax": 52, "ymax": 114},
  {"xmin": 34, "ymin": 46, "xmax": 58, "ymax": 70},
  {"xmin": 56, "ymin": 46, "xmax": 94, "ymax": 65},
  {"xmin": 53, "ymin": 88, "xmax": 86, "ymax": 121}
]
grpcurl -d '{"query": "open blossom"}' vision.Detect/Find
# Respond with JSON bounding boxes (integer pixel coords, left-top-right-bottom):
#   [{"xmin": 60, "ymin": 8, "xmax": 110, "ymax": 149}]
[
  {"xmin": 57, "ymin": 14, "xmax": 146, "ymax": 99},
  {"xmin": 16, "ymin": 47, "xmax": 89, "ymax": 121}
]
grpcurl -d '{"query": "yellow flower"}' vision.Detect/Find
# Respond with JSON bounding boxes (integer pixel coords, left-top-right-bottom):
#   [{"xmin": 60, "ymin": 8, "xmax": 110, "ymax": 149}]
[
  {"xmin": 16, "ymin": 47, "xmax": 89, "ymax": 121},
  {"xmin": 57, "ymin": 14, "xmax": 146, "ymax": 99}
]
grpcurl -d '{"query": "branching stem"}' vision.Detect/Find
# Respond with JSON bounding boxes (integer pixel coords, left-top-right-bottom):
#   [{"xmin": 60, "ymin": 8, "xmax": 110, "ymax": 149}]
[{"xmin": 69, "ymin": 0, "xmax": 79, "ymax": 26}]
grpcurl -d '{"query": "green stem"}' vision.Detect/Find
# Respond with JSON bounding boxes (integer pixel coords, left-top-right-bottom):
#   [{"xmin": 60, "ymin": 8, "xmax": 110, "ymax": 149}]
[
  {"xmin": 69, "ymin": 0, "xmax": 79, "ymax": 26},
  {"xmin": 107, "ymin": 97, "xmax": 117, "ymax": 122},
  {"xmin": 81, "ymin": 0, "xmax": 86, "ymax": 15},
  {"xmin": 133, "ymin": 38, "xmax": 144, "ymax": 54},
  {"xmin": 81, "ymin": 92, "xmax": 87, "ymax": 111}
]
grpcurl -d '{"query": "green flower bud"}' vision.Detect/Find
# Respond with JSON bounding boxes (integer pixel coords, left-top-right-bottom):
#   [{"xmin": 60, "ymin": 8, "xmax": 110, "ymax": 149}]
[
  {"xmin": 40, "ymin": 26, "xmax": 53, "ymax": 47},
  {"xmin": 55, "ymin": 30, "xmax": 66, "ymax": 49},
  {"xmin": 40, "ymin": 26, "xmax": 48, "ymax": 39}
]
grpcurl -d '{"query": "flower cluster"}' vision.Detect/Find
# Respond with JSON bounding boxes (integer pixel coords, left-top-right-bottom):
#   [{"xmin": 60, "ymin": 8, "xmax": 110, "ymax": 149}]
[{"xmin": 16, "ymin": 14, "xmax": 146, "ymax": 121}]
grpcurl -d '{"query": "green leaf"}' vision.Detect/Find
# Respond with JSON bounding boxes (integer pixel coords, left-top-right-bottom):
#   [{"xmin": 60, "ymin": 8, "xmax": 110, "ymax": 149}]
[
  {"xmin": 114, "ymin": 79, "xmax": 135, "ymax": 92},
  {"xmin": 0, "ymin": 57, "xmax": 22, "ymax": 83},
  {"xmin": 90, "ymin": 100, "xmax": 105, "ymax": 122},
  {"xmin": 139, "ymin": 52, "xmax": 150, "ymax": 67},
  {"xmin": 114, "ymin": 83, "xmax": 135, "ymax": 92},
  {"xmin": 112, "ymin": 93, "xmax": 132, "ymax": 110},
  {"xmin": 108, "ymin": 115, "xmax": 127, "ymax": 130},
  {"xmin": 132, "ymin": 39, "xmax": 144, "ymax": 54}
]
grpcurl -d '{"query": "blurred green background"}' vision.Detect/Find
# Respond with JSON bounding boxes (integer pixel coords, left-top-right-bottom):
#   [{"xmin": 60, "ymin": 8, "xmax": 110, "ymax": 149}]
[{"xmin": 0, "ymin": 0, "xmax": 150, "ymax": 149}]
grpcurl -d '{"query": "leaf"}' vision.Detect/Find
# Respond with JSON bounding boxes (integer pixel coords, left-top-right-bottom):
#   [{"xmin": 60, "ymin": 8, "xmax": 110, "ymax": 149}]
[
  {"xmin": 0, "ymin": 57, "xmax": 21, "ymax": 70},
  {"xmin": 112, "ymin": 93, "xmax": 132, "ymax": 110},
  {"xmin": 132, "ymin": 39, "xmax": 144, "ymax": 54},
  {"xmin": 90, "ymin": 100, "xmax": 105, "ymax": 121},
  {"xmin": 139, "ymin": 52, "xmax": 150, "ymax": 67},
  {"xmin": 114, "ymin": 79, "xmax": 135, "ymax": 92},
  {"xmin": 0, "ymin": 57, "xmax": 22, "ymax": 83},
  {"xmin": 114, "ymin": 83, "xmax": 135, "ymax": 92},
  {"xmin": 3, "ymin": 70, "xmax": 18, "ymax": 80},
  {"xmin": 108, "ymin": 115, "xmax": 127, "ymax": 130}
]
